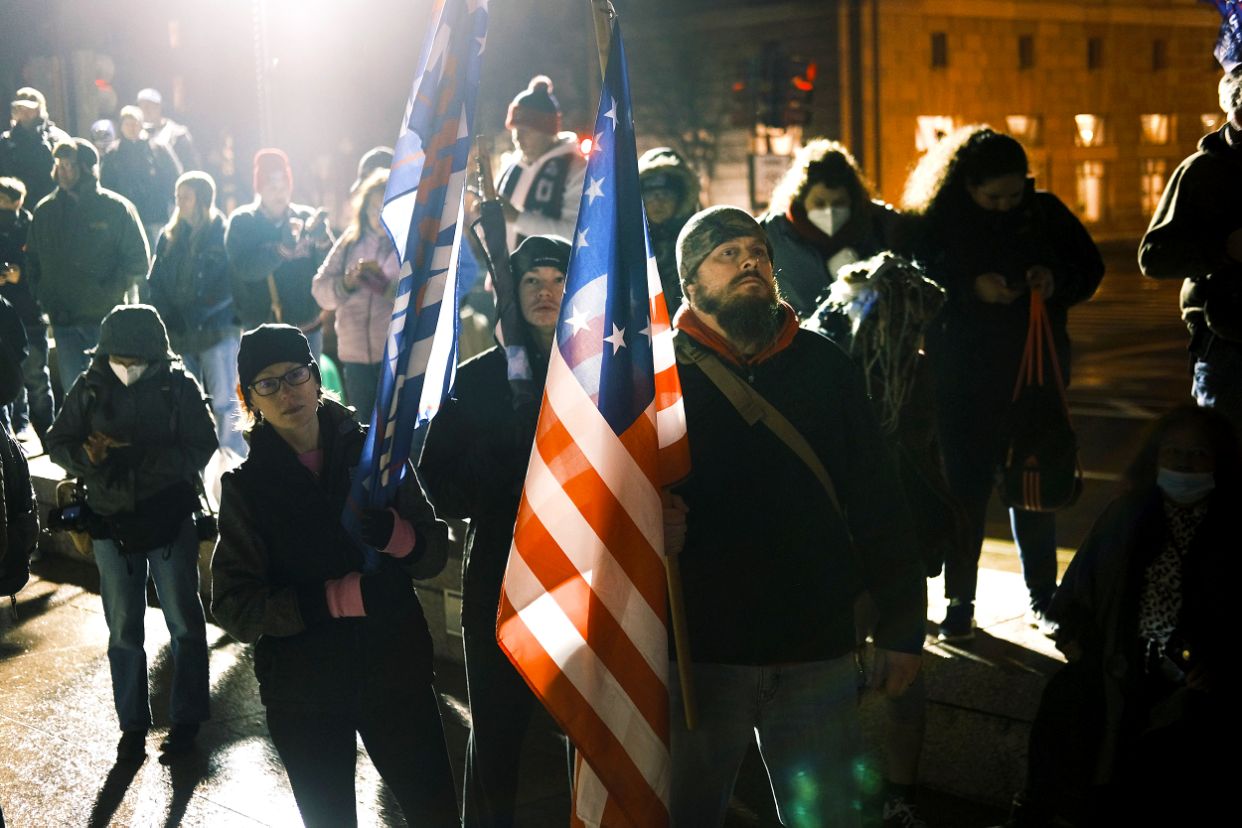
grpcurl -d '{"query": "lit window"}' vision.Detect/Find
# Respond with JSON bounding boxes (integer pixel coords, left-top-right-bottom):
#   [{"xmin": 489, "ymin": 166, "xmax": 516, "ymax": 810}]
[
  {"xmin": 1076, "ymin": 161, "xmax": 1105, "ymax": 223},
  {"xmin": 916, "ymin": 116, "xmax": 955, "ymax": 152},
  {"xmin": 1074, "ymin": 114, "xmax": 1105, "ymax": 147},
  {"xmin": 1202, "ymin": 113, "xmax": 1222, "ymax": 133},
  {"xmin": 1006, "ymin": 115, "xmax": 1043, "ymax": 146},
  {"xmin": 1139, "ymin": 114, "xmax": 1172, "ymax": 145},
  {"xmin": 1141, "ymin": 159, "xmax": 1168, "ymax": 217}
]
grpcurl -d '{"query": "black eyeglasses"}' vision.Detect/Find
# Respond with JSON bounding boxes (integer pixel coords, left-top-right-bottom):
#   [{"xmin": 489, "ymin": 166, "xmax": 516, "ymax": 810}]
[{"xmin": 250, "ymin": 364, "xmax": 313, "ymax": 397}]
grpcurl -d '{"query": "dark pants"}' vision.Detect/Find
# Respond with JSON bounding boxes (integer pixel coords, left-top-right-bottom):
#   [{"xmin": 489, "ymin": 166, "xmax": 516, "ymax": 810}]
[
  {"xmin": 937, "ymin": 404, "xmax": 1058, "ymax": 606},
  {"xmin": 265, "ymin": 685, "xmax": 458, "ymax": 828},
  {"xmin": 462, "ymin": 623, "xmax": 572, "ymax": 827},
  {"xmin": 12, "ymin": 322, "xmax": 55, "ymax": 439}
]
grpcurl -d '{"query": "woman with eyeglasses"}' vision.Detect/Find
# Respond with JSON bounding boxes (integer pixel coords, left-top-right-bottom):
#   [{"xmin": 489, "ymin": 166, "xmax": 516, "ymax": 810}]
[{"xmin": 210, "ymin": 323, "xmax": 457, "ymax": 827}]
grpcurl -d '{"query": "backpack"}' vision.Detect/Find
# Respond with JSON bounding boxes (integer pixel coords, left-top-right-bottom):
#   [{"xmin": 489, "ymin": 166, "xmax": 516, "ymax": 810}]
[{"xmin": 1000, "ymin": 290, "xmax": 1083, "ymax": 511}]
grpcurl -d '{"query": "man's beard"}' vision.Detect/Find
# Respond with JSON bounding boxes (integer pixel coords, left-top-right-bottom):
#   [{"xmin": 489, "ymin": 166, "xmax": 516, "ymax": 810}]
[{"xmin": 693, "ymin": 276, "xmax": 782, "ymax": 351}]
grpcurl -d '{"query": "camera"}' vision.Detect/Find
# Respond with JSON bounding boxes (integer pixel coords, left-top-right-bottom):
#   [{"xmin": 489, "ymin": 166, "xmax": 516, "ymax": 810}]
[
  {"xmin": 194, "ymin": 510, "xmax": 218, "ymax": 542},
  {"xmin": 47, "ymin": 498, "xmax": 108, "ymax": 537}
]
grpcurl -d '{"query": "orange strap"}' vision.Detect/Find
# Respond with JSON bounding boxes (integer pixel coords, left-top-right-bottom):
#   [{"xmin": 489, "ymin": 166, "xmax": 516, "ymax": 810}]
[{"xmin": 1011, "ymin": 290, "xmax": 1069, "ymax": 410}]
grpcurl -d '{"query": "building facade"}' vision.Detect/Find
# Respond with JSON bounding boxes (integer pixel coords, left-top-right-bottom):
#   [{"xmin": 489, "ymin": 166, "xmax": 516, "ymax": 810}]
[{"xmin": 627, "ymin": 0, "xmax": 1222, "ymax": 238}]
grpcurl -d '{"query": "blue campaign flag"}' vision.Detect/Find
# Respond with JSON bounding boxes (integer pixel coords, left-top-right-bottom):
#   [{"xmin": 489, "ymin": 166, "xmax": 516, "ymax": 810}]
[
  {"xmin": 347, "ymin": 0, "xmax": 487, "ymax": 564},
  {"xmin": 1206, "ymin": 0, "xmax": 1242, "ymax": 72}
]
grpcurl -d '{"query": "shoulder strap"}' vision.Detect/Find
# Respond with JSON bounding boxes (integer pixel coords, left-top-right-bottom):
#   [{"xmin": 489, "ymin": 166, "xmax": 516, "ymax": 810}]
[{"xmin": 673, "ymin": 332, "xmax": 843, "ymax": 515}]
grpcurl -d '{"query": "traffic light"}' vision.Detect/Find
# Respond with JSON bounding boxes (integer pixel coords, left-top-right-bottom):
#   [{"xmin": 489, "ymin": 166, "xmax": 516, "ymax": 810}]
[{"xmin": 759, "ymin": 44, "xmax": 816, "ymax": 128}]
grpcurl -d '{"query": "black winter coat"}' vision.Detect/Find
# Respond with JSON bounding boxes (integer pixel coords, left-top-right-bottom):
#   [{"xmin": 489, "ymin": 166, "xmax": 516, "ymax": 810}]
[
  {"xmin": 148, "ymin": 215, "xmax": 238, "ymax": 354},
  {"xmin": 671, "ymin": 328, "xmax": 926, "ymax": 664},
  {"xmin": 1139, "ymin": 124, "xmax": 1242, "ymax": 337},
  {"xmin": 916, "ymin": 184, "xmax": 1103, "ymax": 413},
  {"xmin": 1048, "ymin": 486, "xmax": 1232, "ymax": 779},
  {"xmin": 212, "ymin": 400, "xmax": 449, "ymax": 707},
  {"xmin": 100, "ymin": 138, "xmax": 182, "ymax": 229},
  {"xmin": 0, "ymin": 207, "xmax": 44, "ymax": 326},
  {"xmin": 417, "ymin": 346, "xmax": 543, "ymax": 632}
]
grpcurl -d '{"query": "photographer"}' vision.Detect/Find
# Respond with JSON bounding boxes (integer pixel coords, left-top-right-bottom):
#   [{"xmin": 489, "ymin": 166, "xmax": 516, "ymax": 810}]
[{"xmin": 46, "ymin": 304, "xmax": 217, "ymax": 762}]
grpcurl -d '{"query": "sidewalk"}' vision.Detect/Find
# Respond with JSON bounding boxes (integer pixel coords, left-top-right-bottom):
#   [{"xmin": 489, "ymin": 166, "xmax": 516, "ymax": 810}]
[{"xmin": 0, "ymin": 543, "xmax": 1060, "ymax": 826}]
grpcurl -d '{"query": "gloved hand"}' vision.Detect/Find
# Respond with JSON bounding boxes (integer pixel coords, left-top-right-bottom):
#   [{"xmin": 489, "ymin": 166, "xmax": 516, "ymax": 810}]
[
  {"xmin": 360, "ymin": 564, "xmax": 417, "ymax": 621},
  {"xmin": 359, "ymin": 509, "xmax": 395, "ymax": 549}
]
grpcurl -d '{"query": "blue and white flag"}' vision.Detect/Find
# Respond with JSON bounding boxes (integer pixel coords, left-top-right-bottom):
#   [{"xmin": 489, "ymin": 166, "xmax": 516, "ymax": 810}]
[{"xmin": 349, "ymin": 0, "xmax": 487, "ymax": 557}]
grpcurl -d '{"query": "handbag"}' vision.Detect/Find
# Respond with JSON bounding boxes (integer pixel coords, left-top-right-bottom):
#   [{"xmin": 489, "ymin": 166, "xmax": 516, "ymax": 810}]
[{"xmin": 1000, "ymin": 290, "xmax": 1083, "ymax": 512}]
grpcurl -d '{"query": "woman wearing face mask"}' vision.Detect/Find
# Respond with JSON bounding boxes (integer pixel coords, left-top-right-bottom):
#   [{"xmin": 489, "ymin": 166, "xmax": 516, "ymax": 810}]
[
  {"xmin": 1003, "ymin": 405, "xmax": 1237, "ymax": 826},
  {"xmin": 761, "ymin": 139, "xmax": 908, "ymax": 318},
  {"xmin": 46, "ymin": 304, "xmax": 217, "ymax": 762},
  {"xmin": 902, "ymin": 126, "xmax": 1105, "ymax": 640}
]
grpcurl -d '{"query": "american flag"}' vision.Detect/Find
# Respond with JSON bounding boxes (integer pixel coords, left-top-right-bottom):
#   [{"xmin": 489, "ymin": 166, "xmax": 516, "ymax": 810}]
[
  {"xmin": 348, "ymin": 0, "xmax": 487, "ymax": 553},
  {"xmin": 497, "ymin": 21, "xmax": 690, "ymax": 828}
]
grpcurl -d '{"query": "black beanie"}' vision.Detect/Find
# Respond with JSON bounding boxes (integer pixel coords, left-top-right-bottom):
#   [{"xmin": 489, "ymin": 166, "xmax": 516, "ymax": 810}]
[
  {"xmin": 237, "ymin": 324, "xmax": 317, "ymax": 404},
  {"xmin": 510, "ymin": 234, "xmax": 571, "ymax": 277}
]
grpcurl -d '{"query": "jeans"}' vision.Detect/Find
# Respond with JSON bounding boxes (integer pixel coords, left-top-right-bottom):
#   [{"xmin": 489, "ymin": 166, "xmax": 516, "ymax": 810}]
[
  {"xmin": 92, "ymin": 517, "xmax": 209, "ymax": 732},
  {"xmin": 938, "ymin": 406, "xmax": 1058, "ymax": 606},
  {"xmin": 670, "ymin": 656, "xmax": 864, "ymax": 828},
  {"xmin": 265, "ymin": 685, "xmax": 458, "ymax": 828},
  {"xmin": 11, "ymin": 322, "xmax": 55, "ymax": 439},
  {"xmin": 1192, "ymin": 334, "xmax": 1242, "ymax": 429},
  {"xmin": 342, "ymin": 361, "xmax": 381, "ymax": 425},
  {"xmin": 461, "ymin": 625, "xmax": 572, "ymax": 827},
  {"xmin": 182, "ymin": 332, "xmax": 248, "ymax": 458},
  {"xmin": 53, "ymin": 324, "xmax": 101, "ymax": 395}
]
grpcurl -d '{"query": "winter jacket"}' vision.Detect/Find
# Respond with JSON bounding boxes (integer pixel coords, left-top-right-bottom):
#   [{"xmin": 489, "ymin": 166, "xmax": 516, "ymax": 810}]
[
  {"xmin": 46, "ymin": 357, "xmax": 217, "ymax": 517},
  {"xmin": 100, "ymin": 137, "xmax": 182, "ymax": 230},
  {"xmin": 417, "ymin": 346, "xmax": 544, "ymax": 632},
  {"xmin": 148, "ymin": 214, "xmax": 238, "ymax": 354},
  {"xmin": 0, "ymin": 118, "xmax": 70, "ymax": 208},
  {"xmin": 1048, "ymin": 486, "xmax": 1231, "ymax": 781},
  {"xmin": 25, "ymin": 182, "xmax": 151, "ymax": 327},
  {"xmin": 497, "ymin": 133, "xmax": 586, "ymax": 246},
  {"xmin": 311, "ymin": 229, "xmax": 399, "ymax": 364},
  {"xmin": 0, "ymin": 423, "xmax": 38, "ymax": 596},
  {"xmin": 915, "ymin": 184, "xmax": 1103, "ymax": 411},
  {"xmin": 0, "ymin": 295, "xmax": 27, "ymax": 404},
  {"xmin": 0, "ymin": 207, "xmax": 44, "ymax": 326},
  {"xmin": 637, "ymin": 147, "xmax": 701, "ymax": 308},
  {"xmin": 224, "ymin": 202, "xmax": 331, "ymax": 331},
  {"xmin": 1139, "ymin": 123, "xmax": 1242, "ymax": 336},
  {"xmin": 211, "ymin": 399, "xmax": 449, "ymax": 706},
  {"xmin": 763, "ymin": 201, "xmax": 912, "ymax": 319},
  {"xmin": 670, "ymin": 321, "xmax": 926, "ymax": 664}
]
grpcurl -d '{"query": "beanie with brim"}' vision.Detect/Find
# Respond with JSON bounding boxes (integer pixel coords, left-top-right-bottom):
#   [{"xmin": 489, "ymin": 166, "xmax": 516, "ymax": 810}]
[
  {"xmin": 675, "ymin": 206, "xmax": 772, "ymax": 289},
  {"xmin": 506, "ymin": 75, "xmax": 561, "ymax": 135},
  {"xmin": 237, "ymin": 324, "xmax": 318, "ymax": 405},
  {"xmin": 510, "ymin": 234, "xmax": 571, "ymax": 277},
  {"xmin": 350, "ymin": 146, "xmax": 394, "ymax": 193},
  {"xmin": 92, "ymin": 304, "xmax": 176, "ymax": 361}
]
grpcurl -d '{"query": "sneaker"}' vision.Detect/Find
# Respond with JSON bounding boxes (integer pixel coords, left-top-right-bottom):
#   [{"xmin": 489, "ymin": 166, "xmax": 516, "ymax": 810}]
[
  {"xmin": 938, "ymin": 602, "xmax": 975, "ymax": 642},
  {"xmin": 159, "ymin": 723, "xmax": 199, "ymax": 756},
  {"xmin": 116, "ymin": 730, "xmax": 147, "ymax": 762},
  {"xmin": 883, "ymin": 796, "xmax": 928, "ymax": 828},
  {"xmin": 1028, "ymin": 591, "xmax": 1058, "ymax": 637}
]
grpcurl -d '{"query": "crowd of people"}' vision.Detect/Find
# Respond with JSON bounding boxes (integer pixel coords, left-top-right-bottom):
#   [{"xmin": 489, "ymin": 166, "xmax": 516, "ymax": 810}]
[{"xmin": 0, "ymin": 58, "xmax": 1234, "ymax": 828}]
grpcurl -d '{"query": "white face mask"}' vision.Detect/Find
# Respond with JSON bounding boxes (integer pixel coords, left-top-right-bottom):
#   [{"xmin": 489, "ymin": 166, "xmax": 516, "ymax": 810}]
[
  {"xmin": 109, "ymin": 360, "xmax": 148, "ymax": 387},
  {"xmin": 1156, "ymin": 467, "xmax": 1215, "ymax": 505},
  {"xmin": 806, "ymin": 206, "xmax": 851, "ymax": 237}
]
